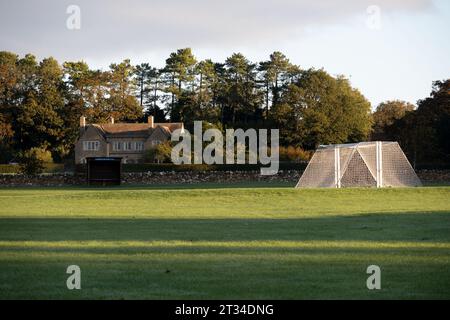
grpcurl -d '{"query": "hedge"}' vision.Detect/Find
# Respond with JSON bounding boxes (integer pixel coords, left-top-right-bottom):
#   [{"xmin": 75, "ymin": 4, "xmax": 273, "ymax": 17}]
[
  {"xmin": 0, "ymin": 163, "xmax": 65, "ymax": 174},
  {"xmin": 74, "ymin": 162, "xmax": 307, "ymax": 173},
  {"xmin": 0, "ymin": 165, "xmax": 21, "ymax": 174},
  {"xmin": 4, "ymin": 161, "xmax": 449, "ymax": 174}
]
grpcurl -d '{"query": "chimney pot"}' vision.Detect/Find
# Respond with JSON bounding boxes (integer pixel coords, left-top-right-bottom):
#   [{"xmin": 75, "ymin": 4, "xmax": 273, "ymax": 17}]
[
  {"xmin": 110, "ymin": 116, "xmax": 114, "ymax": 124},
  {"xmin": 148, "ymin": 115, "xmax": 154, "ymax": 128}
]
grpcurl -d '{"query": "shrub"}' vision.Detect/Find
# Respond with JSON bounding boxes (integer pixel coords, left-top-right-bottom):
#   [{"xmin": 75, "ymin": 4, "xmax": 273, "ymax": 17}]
[
  {"xmin": 144, "ymin": 142, "xmax": 173, "ymax": 163},
  {"xmin": 0, "ymin": 164, "xmax": 21, "ymax": 174},
  {"xmin": 32, "ymin": 148, "xmax": 53, "ymax": 163},
  {"xmin": 18, "ymin": 149, "xmax": 45, "ymax": 175},
  {"xmin": 279, "ymin": 146, "xmax": 312, "ymax": 162}
]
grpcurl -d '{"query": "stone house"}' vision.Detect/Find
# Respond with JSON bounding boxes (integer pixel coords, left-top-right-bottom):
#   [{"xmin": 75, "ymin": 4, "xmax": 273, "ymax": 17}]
[{"xmin": 74, "ymin": 116, "xmax": 183, "ymax": 164}]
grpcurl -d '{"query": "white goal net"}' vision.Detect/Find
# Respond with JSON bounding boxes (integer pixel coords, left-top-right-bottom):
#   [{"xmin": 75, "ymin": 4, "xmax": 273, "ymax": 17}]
[{"xmin": 296, "ymin": 141, "xmax": 422, "ymax": 188}]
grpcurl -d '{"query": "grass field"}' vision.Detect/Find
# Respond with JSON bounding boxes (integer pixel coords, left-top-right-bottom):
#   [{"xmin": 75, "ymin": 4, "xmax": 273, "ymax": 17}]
[{"xmin": 0, "ymin": 183, "xmax": 449, "ymax": 299}]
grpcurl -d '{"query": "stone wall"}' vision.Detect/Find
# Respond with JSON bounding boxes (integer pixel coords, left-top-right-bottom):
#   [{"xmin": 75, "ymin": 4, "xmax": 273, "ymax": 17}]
[
  {"xmin": 122, "ymin": 170, "xmax": 301, "ymax": 185},
  {"xmin": 0, "ymin": 171, "xmax": 301, "ymax": 187},
  {"xmin": 0, "ymin": 173, "xmax": 85, "ymax": 187},
  {"xmin": 0, "ymin": 170, "xmax": 449, "ymax": 187},
  {"xmin": 417, "ymin": 170, "xmax": 450, "ymax": 184}
]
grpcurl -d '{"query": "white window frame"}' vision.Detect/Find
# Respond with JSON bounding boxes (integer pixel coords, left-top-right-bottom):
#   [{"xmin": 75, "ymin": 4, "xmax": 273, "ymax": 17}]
[
  {"xmin": 124, "ymin": 141, "xmax": 133, "ymax": 151},
  {"xmin": 113, "ymin": 141, "xmax": 122, "ymax": 151},
  {"xmin": 135, "ymin": 141, "xmax": 144, "ymax": 151},
  {"xmin": 83, "ymin": 141, "xmax": 100, "ymax": 151},
  {"xmin": 113, "ymin": 141, "xmax": 144, "ymax": 152}
]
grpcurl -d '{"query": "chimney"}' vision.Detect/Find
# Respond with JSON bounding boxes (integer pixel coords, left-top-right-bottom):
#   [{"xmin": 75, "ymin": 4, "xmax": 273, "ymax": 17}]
[
  {"xmin": 148, "ymin": 115, "xmax": 154, "ymax": 128},
  {"xmin": 79, "ymin": 116, "xmax": 86, "ymax": 135},
  {"xmin": 110, "ymin": 116, "xmax": 114, "ymax": 124}
]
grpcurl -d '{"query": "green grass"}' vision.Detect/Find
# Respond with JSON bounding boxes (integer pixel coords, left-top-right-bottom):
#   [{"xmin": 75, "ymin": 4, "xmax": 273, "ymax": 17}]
[{"xmin": 0, "ymin": 184, "xmax": 449, "ymax": 299}]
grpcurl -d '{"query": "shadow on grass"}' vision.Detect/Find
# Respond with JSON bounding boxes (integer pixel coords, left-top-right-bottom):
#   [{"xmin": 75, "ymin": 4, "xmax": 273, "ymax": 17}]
[
  {"xmin": 1, "ymin": 211, "xmax": 449, "ymax": 300},
  {"xmin": 1, "ymin": 211, "xmax": 449, "ymax": 243}
]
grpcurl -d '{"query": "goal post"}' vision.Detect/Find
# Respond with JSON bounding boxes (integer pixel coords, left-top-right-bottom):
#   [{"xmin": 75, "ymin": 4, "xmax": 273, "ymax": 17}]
[
  {"xmin": 334, "ymin": 146, "xmax": 341, "ymax": 188},
  {"xmin": 296, "ymin": 141, "xmax": 421, "ymax": 188},
  {"xmin": 376, "ymin": 141, "xmax": 382, "ymax": 188}
]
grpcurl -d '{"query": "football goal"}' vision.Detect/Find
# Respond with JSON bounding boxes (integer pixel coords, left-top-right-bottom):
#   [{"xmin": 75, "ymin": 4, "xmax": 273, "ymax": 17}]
[{"xmin": 296, "ymin": 141, "xmax": 422, "ymax": 188}]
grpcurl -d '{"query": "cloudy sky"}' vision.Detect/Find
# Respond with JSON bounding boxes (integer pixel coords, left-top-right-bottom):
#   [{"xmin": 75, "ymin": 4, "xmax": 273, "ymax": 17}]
[{"xmin": 1, "ymin": 0, "xmax": 449, "ymax": 108}]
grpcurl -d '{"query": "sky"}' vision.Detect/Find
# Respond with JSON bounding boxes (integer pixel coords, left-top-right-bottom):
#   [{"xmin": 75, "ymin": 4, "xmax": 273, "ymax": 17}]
[{"xmin": 0, "ymin": 0, "xmax": 449, "ymax": 108}]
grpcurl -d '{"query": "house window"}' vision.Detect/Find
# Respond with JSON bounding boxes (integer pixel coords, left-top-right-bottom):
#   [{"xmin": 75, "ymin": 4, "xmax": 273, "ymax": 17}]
[
  {"xmin": 135, "ymin": 142, "xmax": 144, "ymax": 151},
  {"xmin": 83, "ymin": 141, "xmax": 100, "ymax": 151},
  {"xmin": 151, "ymin": 140, "xmax": 162, "ymax": 147},
  {"xmin": 124, "ymin": 141, "xmax": 133, "ymax": 151},
  {"xmin": 113, "ymin": 141, "xmax": 122, "ymax": 151},
  {"xmin": 113, "ymin": 141, "xmax": 141, "ymax": 151}
]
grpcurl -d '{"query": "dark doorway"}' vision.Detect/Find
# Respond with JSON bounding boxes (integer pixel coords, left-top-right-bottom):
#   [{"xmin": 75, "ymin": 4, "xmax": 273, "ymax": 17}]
[{"xmin": 86, "ymin": 157, "xmax": 122, "ymax": 185}]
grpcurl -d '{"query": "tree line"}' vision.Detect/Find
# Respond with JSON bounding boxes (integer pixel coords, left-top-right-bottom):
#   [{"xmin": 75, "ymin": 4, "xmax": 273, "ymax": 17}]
[
  {"xmin": 372, "ymin": 80, "xmax": 450, "ymax": 167},
  {"xmin": 0, "ymin": 49, "xmax": 448, "ymax": 167}
]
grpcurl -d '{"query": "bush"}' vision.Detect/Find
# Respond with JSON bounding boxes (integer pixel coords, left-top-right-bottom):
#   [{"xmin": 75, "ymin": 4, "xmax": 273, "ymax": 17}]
[
  {"xmin": 279, "ymin": 146, "xmax": 312, "ymax": 162},
  {"xmin": 32, "ymin": 148, "xmax": 53, "ymax": 163},
  {"xmin": 144, "ymin": 142, "xmax": 173, "ymax": 163},
  {"xmin": 0, "ymin": 163, "xmax": 65, "ymax": 174},
  {"xmin": 18, "ymin": 149, "xmax": 45, "ymax": 175},
  {"xmin": 0, "ymin": 164, "xmax": 21, "ymax": 174}
]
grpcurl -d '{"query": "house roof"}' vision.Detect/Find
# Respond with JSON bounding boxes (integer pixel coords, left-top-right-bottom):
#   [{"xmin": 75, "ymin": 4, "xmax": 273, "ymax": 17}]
[{"xmin": 92, "ymin": 122, "xmax": 183, "ymax": 138}]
